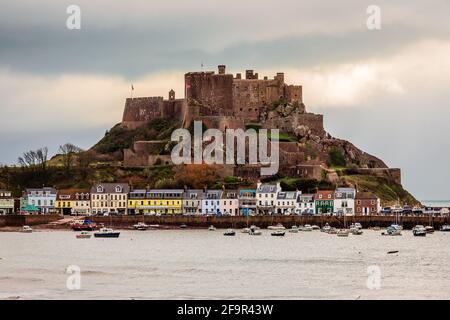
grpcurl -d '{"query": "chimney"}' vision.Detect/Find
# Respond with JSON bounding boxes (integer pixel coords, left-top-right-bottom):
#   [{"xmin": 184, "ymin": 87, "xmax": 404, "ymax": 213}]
[
  {"xmin": 235, "ymin": 73, "xmax": 241, "ymax": 79},
  {"xmin": 218, "ymin": 65, "xmax": 226, "ymax": 74},
  {"xmin": 245, "ymin": 70, "xmax": 254, "ymax": 79}
]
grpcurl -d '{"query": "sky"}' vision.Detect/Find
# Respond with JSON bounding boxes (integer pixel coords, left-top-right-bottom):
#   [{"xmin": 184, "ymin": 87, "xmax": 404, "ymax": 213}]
[{"xmin": 1, "ymin": 0, "xmax": 450, "ymax": 200}]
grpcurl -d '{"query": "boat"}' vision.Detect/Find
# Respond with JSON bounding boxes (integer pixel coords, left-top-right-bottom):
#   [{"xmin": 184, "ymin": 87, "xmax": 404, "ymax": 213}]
[
  {"xmin": 133, "ymin": 222, "xmax": 149, "ymax": 231},
  {"xmin": 381, "ymin": 226, "xmax": 402, "ymax": 236},
  {"xmin": 311, "ymin": 225, "xmax": 320, "ymax": 230},
  {"xmin": 350, "ymin": 222, "xmax": 363, "ymax": 235},
  {"xmin": 289, "ymin": 225, "xmax": 299, "ymax": 233},
  {"xmin": 241, "ymin": 227, "xmax": 251, "ymax": 233},
  {"xmin": 441, "ymin": 225, "xmax": 450, "ymax": 232},
  {"xmin": 321, "ymin": 223, "xmax": 331, "ymax": 233},
  {"xmin": 390, "ymin": 224, "xmax": 403, "ymax": 230},
  {"xmin": 208, "ymin": 225, "xmax": 216, "ymax": 231},
  {"xmin": 71, "ymin": 219, "xmax": 97, "ymax": 231},
  {"xmin": 328, "ymin": 227, "xmax": 338, "ymax": 234},
  {"xmin": 179, "ymin": 224, "xmax": 188, "ymax": 229},
  {"xmin": 223, "ymin": 229, "xmax": 236, "ymax": 236},
  {"xmin": 76, "ymin": 231, "xmax": 92, "ymax": 239},
  {"xmin": 412, "ymin": 225, "xmax": 427, "ymax": 237},
  {"xmin": 337, "ymin": 229, "xmax": 350, "ymax": 237},
  {"xmin": 271, "ymin": 230, "xmax": 286, "ymax": 236},
  {"xmin": 249, "ymin": 226, "xmax": 262, "ymax": 236},
  {"xmin": 300, "ymin": 224, "xmax": 313, "ymax": 232},
  {"xmin": 425, "ymin": 226, "xmax": 434, "ymax": 233},
  {"xmin": 94, "ymin": 227, "xmax": 120, "ymax": 238},
  {"xmin": 22, "ymin": 225, "xmax": 33, "ymax": 233},
  {"xmin": 148, "ymin": 224, "xmax": 160, "ymax": 229},
  {"xmin": 267, "ymin": 223, "xmax": 285, "ymax": 230}
]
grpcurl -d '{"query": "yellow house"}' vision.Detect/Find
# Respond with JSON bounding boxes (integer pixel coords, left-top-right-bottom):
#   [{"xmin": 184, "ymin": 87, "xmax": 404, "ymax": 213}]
[
  {"xmin": 55, "ymin": 189, "xmax": 91, "ymax": 215},
  {"xmin": 128, "ymin": 189, "xmax": 183, "ymax": 215}
]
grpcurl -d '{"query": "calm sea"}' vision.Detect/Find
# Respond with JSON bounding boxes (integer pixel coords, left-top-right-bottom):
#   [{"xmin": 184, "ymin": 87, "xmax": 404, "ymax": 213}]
[
  {"xmin": 1, "ymin": 229, "xmax": 450, "ymax": 299},
  {"xmin": 421, "ymin": 200, "xmax": 450, "ymax": 207}
]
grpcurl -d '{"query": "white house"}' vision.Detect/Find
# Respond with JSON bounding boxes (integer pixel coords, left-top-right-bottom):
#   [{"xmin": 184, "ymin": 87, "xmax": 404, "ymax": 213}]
[
  {"xmin": 220, "ymin": 190, "xmax": 239, "ymax": 216},
  {"xmin": 256, "ymin": 182, "xmax": 281, "ymax": 215},
  {"xmin": 202, "ymin": 190, "xmax": 222, "ymax": 215},
  {"xmin": 275, "ymin": 191, "xmax": 298, "ymax": 215},
  {"xmin": 334, "ymin": 187, "xmax": 356, "ymax": 215},
  {"xmin": 25, "ymin": 187, "xmax": 57, "ymax": 214},
  {"xmin": 296, "ymin": 194, "xmax": 315, "ymax": 215}
]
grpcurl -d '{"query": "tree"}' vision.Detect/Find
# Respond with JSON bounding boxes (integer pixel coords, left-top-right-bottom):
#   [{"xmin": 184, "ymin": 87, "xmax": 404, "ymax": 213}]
[
  {"xmin": 59, "ymin": 143, "xmax": 83, "ymax": 174},
  {"xmin": 327, "ymin": 147, "xmax": 346, "ymax": 167},
  {"xmin": 18, "ymin": 147, "xmax": 48, "ymax": 170}
]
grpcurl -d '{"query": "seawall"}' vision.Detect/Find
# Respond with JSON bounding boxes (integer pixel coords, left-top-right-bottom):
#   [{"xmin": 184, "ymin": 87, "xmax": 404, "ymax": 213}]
[{"xmin": 0, "ymin": 214, "xmax": 62, "ymax": 227}]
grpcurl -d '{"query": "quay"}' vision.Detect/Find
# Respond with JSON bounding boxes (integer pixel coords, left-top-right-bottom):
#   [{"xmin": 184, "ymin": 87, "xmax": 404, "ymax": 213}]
[{"xmin": 1, "ymin": 214, "xmax": 450, "ymax": 230}]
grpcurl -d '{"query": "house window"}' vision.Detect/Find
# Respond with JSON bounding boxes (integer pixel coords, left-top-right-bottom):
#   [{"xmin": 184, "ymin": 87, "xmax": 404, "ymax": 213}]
[
  {"xmin": 115, "ymin": 185, "xmax": 123, "ymax": 193},
  {"xmin": 97, "ymin": 186, "xmax": 104, "ymax": 193}
]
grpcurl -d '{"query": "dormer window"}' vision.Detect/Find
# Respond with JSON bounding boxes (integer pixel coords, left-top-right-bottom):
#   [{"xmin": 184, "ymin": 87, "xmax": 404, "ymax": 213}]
[
  {"xmin": 97, "ymin": 186, "xmax": 104, "ymax": 193},
  {"xmin": 115, "ymin": 185, "xmax": 123, "ymax": 193},
  {"xmin": 328, "ymin": 195, "xmax": 331, "ymax": 199}
]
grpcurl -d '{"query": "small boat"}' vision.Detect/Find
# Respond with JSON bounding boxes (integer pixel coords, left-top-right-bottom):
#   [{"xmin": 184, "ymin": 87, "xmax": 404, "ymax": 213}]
[
  {"xmin": 351, "ymin": 228, "xmax": 363, "ymax": 235},
  {"xmin": 133, "ymin": 222, "xmax": 149, "ymax": 230},
  {"xmin": 381, "ymin": 226, "xmax": 402, "ymax": 236},
  {"xmin": 208, "ymin": 225, "xmax": 216, "ymax": 231},
  {"xmin": 413, "ymin": 225, "xmax": 427, "ymax": 237},
  {"xmin": 76, "ymin": 231, "xmax": 92, "ymax": 239},
  {"xmin": 390, "ymin": 224, "xmax": 403, "ymax": 231},
  {"xmin": 289, "ymin": 225, "xmax": 299, "ymax": 233},
  {"xmin": 148, "ymin": 224, "xmax": 160, "ymax": 229},
  {"xmin": 271, "ymin": 230, "xmax": 286, "ymax": 237},
  {"xmin": 179, "ymin": 224, "xmax": 188, "ymax": 229},
  {"xmin": 425, "ymin": 226, "xmax": 434, "ymax": 233},
  {"xmin": 440, "ymin": 225, "xmax": 450, "ymax": 232},
  {"xmin": 71, "ymin": 219, "xmax": 97, "ymax": 231},
  {"xmin": 300, "ymin": 224, "xmax": 313, "ymax": 232},
  {"xmin": 267, "ymin": 223, "xmax": 285, "ymax": 230},
  {"xmin": 223, "ymin": 229, "xmax": 236, "ymax": 236},
  {"xmin": 241, "ymin": 227, "xmax": 251, "ymax": 233},
  {"xmin": 321, "ymin": 223, "xmax": 331, "ymax": 233},
  {"xmin": 337, "ymin": 229, "xmax": 350, "ymax": 237},
  {"xmin": 94, "ymin": 227, "xmax": 120, "ymax": 238},
  {"xmin": 22, "ymin": 225, "xmax": 33, "ymax": 233},
  {"xmin": 249, "ymin": 226, "xmax": 262, "ymax": 236},
  {"xmin": 311, "ymin": 225, "xmax": 320, "ymax": 230},
  {"xmin": 328, "ymin": 227, "xmax": 338, "ymax": 234}
]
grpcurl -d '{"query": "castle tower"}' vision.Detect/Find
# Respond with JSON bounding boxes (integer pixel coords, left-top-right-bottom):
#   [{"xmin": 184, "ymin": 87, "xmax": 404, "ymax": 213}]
[
  {"xmin": 169, "ymin": 89, "xmax": 175, "ymax": 101},
  {"xmin": 218, "ymin": 65, "xmax": 226, "ymax": 75}
]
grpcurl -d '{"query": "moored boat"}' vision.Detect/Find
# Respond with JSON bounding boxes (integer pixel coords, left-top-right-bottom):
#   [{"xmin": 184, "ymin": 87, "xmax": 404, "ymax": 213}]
[
  {"xmin": 22, "ymin": 225, "xmax": 33, "ymax": 233},
  {"xmin": 94, "ymin": 227, "xmax": 120, "ymax": 238},
  {"xmin": 267, "ymin": 223, "xmax": 285, "ymax": 230},
  {"xmin": 71, "ymin": 219, "xmax": 97, "ymax": 231},
  {"xmin": 300, "ymin": 224, "xmax": 313, "ymax": 232},
  {"xmin": 440, "ymin": 225, "xmax": 450, "ymax": 232},
  {"xmin": 289, "ymin": 225, "xmax": 299, "ymax": 233},
  {"xmin": 133, "ymin": 222, "xmax": 149, "ymax": 231},
  {"xmin": 179, "ymin": 224, "xmax": 188, "ymax": 229},
  {"xmin": 271, "ymin": 230, "xmax": 286, "ymax": 237},
  {"xmin": 337, "ymin": 229, "xmax": 350, "ymax": 237},
  {"xmin": 328, "ymin": 227, "xmax": 338, "ymax": 234},
  {"xmin": 321, "ymin": 223, "xmax": 331, "ymax": 233},
  {"xmin": 223, "ymin": 229, "xmax": 236, "ymax": 236},
  {"xmin": 311, "ymin": 225, "xmax": 320, "ymax": 230},
  {"xmin": 241, "ymin": 227, "xmax": 251, "ymax": 233},
  {"xmin": 413, "ymin": 225, "xmax": 427, "ymax": 237},
  {"xmin": 208, "ymin": 225, "xmax": 216, "ymax": 231},
  {"xmin": 381, "ymin": 226, "xmax": 402, "ymax": 236},
  {"xmin": 76, "ymin": 231, "xmax": 92, "ymax": 239},
  {"xmin": 249, "ymin": 226, "xmax": 262, "ymax": 236},
  {"xmin": 425, "ymin": 226, "xmax": 434, "ymax": 233}
]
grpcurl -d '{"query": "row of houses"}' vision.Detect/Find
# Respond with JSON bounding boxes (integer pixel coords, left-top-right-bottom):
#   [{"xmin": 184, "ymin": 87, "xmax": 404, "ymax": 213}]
[{"xmin": 0, "ymin": 183, "xmax": 382, "ymax": 216}]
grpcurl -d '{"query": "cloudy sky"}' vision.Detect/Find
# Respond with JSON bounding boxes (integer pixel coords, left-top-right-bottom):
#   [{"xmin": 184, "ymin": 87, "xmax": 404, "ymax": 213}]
[{"xmin": 1, "ymin": 0, "xmax": 449, "ymax": 200}]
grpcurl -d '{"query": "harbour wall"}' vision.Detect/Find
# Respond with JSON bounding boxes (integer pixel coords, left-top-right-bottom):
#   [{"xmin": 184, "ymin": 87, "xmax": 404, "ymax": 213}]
[{"xmin": 0, "ymin": 214, "xmax": 61, "ymax": 227}]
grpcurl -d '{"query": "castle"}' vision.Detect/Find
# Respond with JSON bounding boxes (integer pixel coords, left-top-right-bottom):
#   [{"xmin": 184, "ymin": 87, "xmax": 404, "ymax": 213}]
[
  {"xmin": 121, "ymin": 65, "xmax": 400, "ymax": 184},
  {"xmin": 122, "ymin": 65, "xmax": 324, "ymax": 135}
]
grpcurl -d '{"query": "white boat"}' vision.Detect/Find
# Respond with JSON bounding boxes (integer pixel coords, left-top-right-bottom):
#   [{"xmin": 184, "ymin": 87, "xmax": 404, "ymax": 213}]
[
  {"xmin": 413, "ymin": 225, "xmax": 427, "ymax": 237},
  {"xmin": 148, "ymin": 224, "xmax": 160, "ymax": 229},
  {"xmin": 241, "ymin": 227, "xmax": 251, "ymax": 233},
  {"xmin": 289, "ymin": 225, "xmax": 299, "ymax": 233},
  {"xmin": 337, "ymin": 229, "xmax": 350, "ymax": 237},
  {"xmin": 223, "ymin": 229, "xmax": 236, "ymax": 236},
  {"xmin": 425, "ymin": 226, "xmax": 434, "ymax": 233},
  {"xmin": 22, "ymin": 225, "xmax": 33, "ymax": 233},
  {"xmin": 133, "ymin": 222, "xmax": 149, "ymax": 230},
  {"xmin": 300, "ymin": 224, "xmax": 313, "ymax": 232},
  {"xmin": 321, "ymin": 223, "xmax": 331, "ymax": 233},
  {"xmin": 267, "ymin": 223, "xmax": 285, "ymax": 230},
  {"xmin": 271, "ymin": 230, "xmax": 286, "ymax": 237},
  {"xmin": 311, "ymin": 225, "xmax": 320, "ymax": 230},
  {"xmin": 208, "ymin": 225, "xmax": 216, "ymax": 231},
  {"xmin": 351, "ymin": 228, "xmax": 363, "ymax": 235},
  {"xmin": 249, "ymin": 226, "xmax": 262, "ymax": 236},
  {"xmin": 391, "ymin": 224, "xmax": 403, "ymax": 230},
  {"xmin": 76, "ymin": 231, "xmax": 91, "ymax": 239},
  {"xmin": 441, "ymin": 225, "xmax": 450, "ymax": 232},
  {"xmin": 381, "ymin": 226, "xmax": 402, "ymax": 236}
]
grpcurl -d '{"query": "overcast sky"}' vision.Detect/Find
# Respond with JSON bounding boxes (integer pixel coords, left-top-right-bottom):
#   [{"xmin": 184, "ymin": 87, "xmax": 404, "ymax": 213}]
[{"xmin": 1, "ymin": 0, "xmax": 449, "ymax": 200}]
